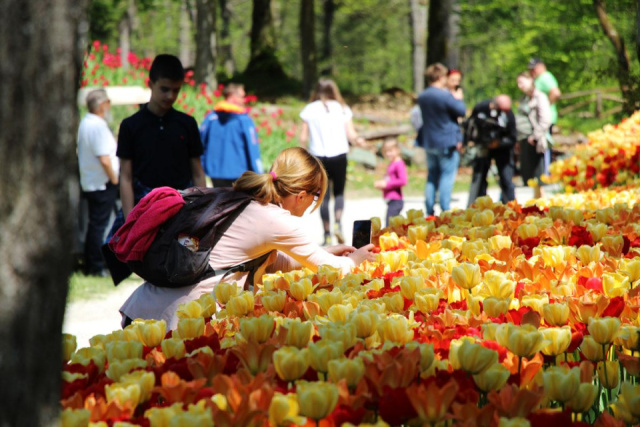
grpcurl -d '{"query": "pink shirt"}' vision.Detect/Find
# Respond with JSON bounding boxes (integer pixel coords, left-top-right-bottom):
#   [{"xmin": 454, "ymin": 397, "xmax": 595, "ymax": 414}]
[
  {"xmin": 382, "ymin": 159, "xmax": 408, "ymax": 200},
  {"xmin": 119, "ymin": 201, "xmax": 355, "ymax": 329}
]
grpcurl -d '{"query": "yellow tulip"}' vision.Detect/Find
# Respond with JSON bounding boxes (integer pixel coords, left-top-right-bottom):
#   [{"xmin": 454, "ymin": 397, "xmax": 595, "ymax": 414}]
[
  {"xmin": 576, "ymin": 245, "xmax": 601, "ymax": 265},
  {"xmin": 226, "ymin": 291, "xmax": 255, "ymax": 317},
  {"xmin": 308, "ymin": 340, "xmax": 344, "ymax": 373},
  {"xmin": 602, "ymin": 272, "xmax": 630, "ymax": 298},
  {"xmin": 62, "ymin": 371, "xmax": 88, "ymax": 383},
  {"xmin": 517, "ymin": 223, "xmax": 538, "ymax": 239},
  {"xmin": 168, "ymin": 410, "xmax": 213, "ymax": 427},
  {"xmin": 296, "ymin": 380, "xmax": 340, "ymax": 421},
  {"xmin": 615, "ymin": 326, "xmax": 640, "ymax": 351},
  {"xmin": 473, "ymin": 363, "xmax": 510, "ymax": 392},
  {"xmin": 175, "ymin": 317, "xmax": 205, "ymax": 340},
  {"xmin": 488, "ymin": 235, "xmax": 512, "ymax": 251},
  {"xmin": 211, "ymin": 393, "xmax": 227, "ymax": 411},
  {"xmin": 481, "ymin": 271, "xmax": 515, "ymax": 299},
  {"xmin": 317, "ymin": 264, "xmax": 342, "ymax": 286},
  {"xmin": 587, "ymin": 223, "xmax": 608, "ymax": 242},
  {"xmin": 483, "ymin": 297, "xmax": 510, "ymax": 318},
  {"xmin": 290, "ymin": 277, "xmax": 314, "ymax": 301},
  {"xmin": 319, "ymin": 323, "xmax": 358, "ymax": 351},
  {"xmin": 540, "ymin": 326, "xmax": 572, "ymax": 356},
  {"xmin": 452, "ymin": 262, "xmax": 482, "ymax": 290},
  {"xmin": 616, "ymin": 382, "xmax": 640, "ymax": 418},
  {"xmin": 161, "ymin": 337, "xmax": 186, "ymax": 359},
  {"xmin": 105, "ymin": 358, "xmax": 147, "ymax": 381},
  {"xmin": 499, "ymin": 417, "xmax": 530, "ymax": 427},
  {"xmin": 580, "ymin": 335, "xmax": 606, "ymax": 362},
  {"xmin": 543, "ymin": 365, "xmax": 581, "ymax": 403},
  {"xmin": 62, "ymin": 333, "xmax": 77, "ymax": 362},
  {"xmin": 381, "ymin": 293, "xmax": 405, "ymax": 313},
  {"xmin": 562, "ymin": 208, "xmax": 584, "ymax": 225},
  {"xmin": 328, "ymin": 357, "xmax": 365, "ymax": 388},
  {"xmin": 398, "ymin": 276, "xmax": 425, "ymax": 300},
  {"xmin": 587, "ymin": 316, "xmax": 620, "ymax": 345},
  {"xmin": 348, "ymin": 309, "xmax": 380, "ymax": 338},
  {"xmin": 532, "ymin": 246, "xmax": 565, "ymax": 269},
  {"xmin": 175, "ymin": 300, "xmax": 204, "ymax": 319},
  {"xmin": 120, "ymin": 370, "xmax": 155, "ymax": 402},
  {"xmin": 542, "ymin": 303, "xmax": 569, "ymax": 326},
  {"xmin": 521, "ymin": 294, "xmax": 549, "ymax": 314},
  {"xmin": 327, "ymin": 304, "xmax": 354, "ymax": 322},
  {"xmin": 448, "ymin": 337, "xmax": 475, "ymax": 370},
  {"xmin": 261, "ymin": 290, "xmax": 287, "ymax": 312},
  {"xmin": 621, "ymin": 259, "xmax": 640, "ymax": 284},
  {"xmin": 414, "ymin": 290, "xmax": 441, "ymax": 313},
  {"xmin": 273, "ymin": 346, "xmax": 310, "ymax": 382},
  {"xmin": 105, "ymin": 340, "xmax": 143, "ymax": 363},
  {"xmin": 471, "ymin": 209, "xmax": 495, "ymax": 227},
  {"xmin": 239, "ymin": 314, "xmax": 275, "ymax": 343},
  {"xmin": 195, "ymin": 293, "xmax": 217, "ymax": 318},
  {"xmin": 482, "ymin": 323, "xmax": 501, "ymax": 341},
  {"xmin": 405, "ymin": 341, "xmax": 435, "ymax": 373},
  {"xmin": 597, "ymin": 361, "xmax": 620, "ymax": 389},
  {"xmin": 379, "ymin": 232, "xmax": 400, "ymax": 252},
  {"xmin": 214, "ymin": 282, "xmax": 238, "ymax": 304},
  {"xmin": 70, "ymin": 347, "xmax": 106, "ymax": 372},
  {"xmin": 284, "ymin": 320, "xmax": 314, "ymax": 349},
  {"xmin": 105, "ymin": 382, "xmax": 142, "ymax": 409},
  {"xmin": 496, "ymin": 324, "xmax": 550, "ymax": 358},
  {"xmin": 308, "ymin": 288, "xmax": 343, "ymax": 314},
  {"xmin": 269, "ymin": 392, "xmax": 307, "ymax": 427},
  {"xmin": 407, "ymin": 224, "xmax": 429, "ymax": 244},
  {"xmin": 567, "ymin": 382, "xmax": 598, "ymax": 413},
  {"xmin": 601, "ymin": 234, "xmax": 624, "ymax": 256},
  {"xmin": 60, "ymin": 408, "xmax": 91, "ymax": 427},
  {"xmin": 377, "ymin": 315, "xmax": 414, "ymax": 345},
  {"xmin": 456, "ymin": 340, "xmax": 499, "ymax": 375},
  {"xmin": 134, "ymin": 319, "xmax": 167, "ymax": 348}
]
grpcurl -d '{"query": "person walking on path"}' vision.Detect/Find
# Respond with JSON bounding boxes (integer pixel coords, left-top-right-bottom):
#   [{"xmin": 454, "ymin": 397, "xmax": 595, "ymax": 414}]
[
  {"xmin": 299, "ymin": 78, "xmax": 367, "ymax": 245},
  {"xmin": 515, "ymin": 72, "xmax": 552, "ymax": 200},
  {"xmin": 374, "ymin": 138, "xmax": 408, "ymax": 226},
  {"xmin": 466, "ymin": 95, "xmax": 517, "ymax": 206},
  {"xmin": 77, "ymin": 89, "xmax": 120, "ymax": 276},
  {"xmin": 200, "ymin": 83, "xmax": 263, "ymax": 188},
  {"xmin": 418, "ymin": 63, "xmax": 466, "ymax": 216},
  {"xmin": 529, "ymin": 58, "xmax": 561, "ymax": 173},
  {"xmin": 108, "ymin": 54, "xmax": 206, "ymax": 241}
]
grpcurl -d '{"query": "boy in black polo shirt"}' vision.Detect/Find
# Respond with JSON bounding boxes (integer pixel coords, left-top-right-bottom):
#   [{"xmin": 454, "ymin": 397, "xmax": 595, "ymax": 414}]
[{"xmin": 117, "ymin": 54, "xmax": 206, "ymax": 219}]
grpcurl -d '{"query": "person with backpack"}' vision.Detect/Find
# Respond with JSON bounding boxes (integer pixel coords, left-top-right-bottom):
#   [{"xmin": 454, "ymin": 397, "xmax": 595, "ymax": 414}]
[{"xmin": 118, "ymin": 147, "xmax": 376, "ymax": 329}]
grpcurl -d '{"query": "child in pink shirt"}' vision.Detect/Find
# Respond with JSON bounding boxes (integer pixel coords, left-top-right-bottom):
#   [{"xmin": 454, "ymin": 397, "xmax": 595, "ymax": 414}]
[{"xmin": 374, "ymin": 138, "xmax": 408, "ymax": 226}]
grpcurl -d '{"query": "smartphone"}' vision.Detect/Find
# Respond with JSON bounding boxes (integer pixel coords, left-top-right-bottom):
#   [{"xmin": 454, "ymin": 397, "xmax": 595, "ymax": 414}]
[{"xmin": 352, "ymin": 220, "xmax": 372, "ymax": 249}]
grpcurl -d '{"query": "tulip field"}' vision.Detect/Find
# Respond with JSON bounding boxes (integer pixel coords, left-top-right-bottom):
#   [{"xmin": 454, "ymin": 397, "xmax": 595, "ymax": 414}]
[{"xmin": 61, "ymin": 45, "xmax": 640, "ymax": 426}]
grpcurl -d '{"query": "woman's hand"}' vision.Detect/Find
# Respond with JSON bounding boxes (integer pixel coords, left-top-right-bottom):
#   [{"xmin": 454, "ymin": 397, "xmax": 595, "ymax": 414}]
[
  {"xmin": 325, "ymin": 244, "xmax": 356, "ymax": 257},
  {"xmin": 348, "ymin": 244, "xmax": 377, "ymax": 265},
  {"xmin": 374, "ymin": 179, "xmax": 387, "ymax": 190}
]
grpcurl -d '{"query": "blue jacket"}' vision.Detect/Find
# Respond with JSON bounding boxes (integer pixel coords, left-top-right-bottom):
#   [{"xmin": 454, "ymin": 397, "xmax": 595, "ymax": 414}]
[
  {"xmin": 200, "ymin": 101, "xmax": 264, "ymax": 180},
  {"xmin": 417, "ymin": 86, "xmax": 466, "ymax": 150}
]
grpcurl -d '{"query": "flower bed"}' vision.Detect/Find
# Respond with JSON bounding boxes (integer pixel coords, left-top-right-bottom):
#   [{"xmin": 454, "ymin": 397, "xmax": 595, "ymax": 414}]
[
  {"xmin": 60, "ymin": 187, "xmax": 640, "ymax": 426},
  {"xmin": 546, "ymin": 112, "xmax": 640, "ymax": 191}
]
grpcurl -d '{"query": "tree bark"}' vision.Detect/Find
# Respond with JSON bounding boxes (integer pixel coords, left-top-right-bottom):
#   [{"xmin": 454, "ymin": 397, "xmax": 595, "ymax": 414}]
[
  {"xmin": 300, "ymin": 0, "xmax": 318, "ymax": 98},
  {"xmin": 219, "ymin": 0, "xmax": 236, "ymax": 78},
  {"xmin": 245, "ymin": 0, "xmax": 286, "ymax": 80},
  {"xmin": 426, "ymin": 0, "xmax": 452, "ymax": 66},
  {"xmin": 0, "ymin": 0, "xmax": 86, "ymax": 424},
  {"xmin": 321, "ymin": 0, "xmax": 336, "ymax": 75},
  {"xmin": 179, "ymin": 1, "xmax": 193, "ymax": 67},
  {"xmin": 446, "ymin": 0, "xmax": 460, "ymax": 69},
  {"xmin": 593, "ymin": 0, "xmax": 634, "ymax": 112},
  {"xmin": 409, "ymin": 0, "xmax": 429, "ymax": 93},
  {"xmin": 195, "ymin": 0, "xmax": 218, "ymax": 88},
  {"xmin": 119, "ymin": 0, "xmax": 137, "ymax": 70}
]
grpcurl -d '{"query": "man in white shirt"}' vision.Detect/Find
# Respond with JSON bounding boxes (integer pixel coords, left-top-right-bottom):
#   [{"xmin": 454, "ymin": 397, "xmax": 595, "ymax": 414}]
[{"xmin": 77, "ymin": 89, "xmax": 119, "ymax": 276}]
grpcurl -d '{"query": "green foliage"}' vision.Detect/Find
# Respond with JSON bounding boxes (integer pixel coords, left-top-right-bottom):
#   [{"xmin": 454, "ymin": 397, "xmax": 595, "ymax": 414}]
[{"xmin": 67, "ymin": 273, "xmax": 141, "ymax": 303}]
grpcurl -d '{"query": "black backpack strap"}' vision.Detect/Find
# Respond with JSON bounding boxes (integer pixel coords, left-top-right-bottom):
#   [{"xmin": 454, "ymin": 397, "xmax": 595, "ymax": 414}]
[{"xmin": 201, "ymin": 251, "xmax": 274, "ymax": 289}]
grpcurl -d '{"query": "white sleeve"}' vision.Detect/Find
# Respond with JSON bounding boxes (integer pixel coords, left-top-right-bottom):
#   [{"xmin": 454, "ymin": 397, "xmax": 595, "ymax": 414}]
[
  {"xmin": 343, "ymin": 105, "xmax": 353, "ymax": 120},
  {"xmin": 300, "ymin": 104, "xmax": 312, "ymax": 122},
  {"xmin": 89, "ymin": 123, "xmax": 114, "ymax": 157}
]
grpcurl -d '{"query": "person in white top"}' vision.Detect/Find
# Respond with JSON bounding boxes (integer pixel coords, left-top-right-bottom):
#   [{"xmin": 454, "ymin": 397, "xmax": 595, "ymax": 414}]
[
  {"xmin": 299, "ymin": 78, "xmax": 367, "ymax": 245},
  {"xmin": 119, "ymin": 147, "xmax": 376, "ymax": 329},
  {"xmin": 77, "ymin": 89, "xmax": 120, "ymax": 276}
]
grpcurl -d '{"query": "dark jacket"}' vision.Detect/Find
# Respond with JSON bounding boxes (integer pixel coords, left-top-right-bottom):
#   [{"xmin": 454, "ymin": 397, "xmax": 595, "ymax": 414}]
[
  {"xmin": 467, "ymin": 99, "xmax": 517, "ymax": 151},
  {"xmin": 417, "ymin": 86, "xmax": 466, "ymax": 150}
]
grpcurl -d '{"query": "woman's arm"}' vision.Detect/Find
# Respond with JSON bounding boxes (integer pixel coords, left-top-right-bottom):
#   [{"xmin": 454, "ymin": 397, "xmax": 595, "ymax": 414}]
[
  {"xmin": 384, "ymin": 161, "xmax": 408, "ymax": 190},
  {"xmin": 299, "ymin": 121, "xmax": 309, "ymax": 148},
  {"xmin": 345, "ymin": 119, "xmax": 367, "ymax": 148}
]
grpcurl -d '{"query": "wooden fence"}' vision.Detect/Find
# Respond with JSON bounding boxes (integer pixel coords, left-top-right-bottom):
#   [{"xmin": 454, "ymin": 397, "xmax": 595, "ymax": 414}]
[{"xmin": 558, "ymin": 87, "xmax": 624, "ymax": 119}]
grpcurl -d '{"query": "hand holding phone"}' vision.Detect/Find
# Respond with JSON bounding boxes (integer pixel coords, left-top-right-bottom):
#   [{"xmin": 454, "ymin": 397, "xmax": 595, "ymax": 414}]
[{"xmin": 352, "ymin": 220, "xmax": 372, "ymax": 249}]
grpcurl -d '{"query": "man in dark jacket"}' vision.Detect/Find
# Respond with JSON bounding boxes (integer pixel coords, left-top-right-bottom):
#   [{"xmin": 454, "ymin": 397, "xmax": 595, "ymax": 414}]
[
  {"xmin": 465, "ymin": 95, "xmax": 517, "ymax": 206},
  {"xmin": 200, "ymin": 84, "xmax": 263, "ymax": 188}
]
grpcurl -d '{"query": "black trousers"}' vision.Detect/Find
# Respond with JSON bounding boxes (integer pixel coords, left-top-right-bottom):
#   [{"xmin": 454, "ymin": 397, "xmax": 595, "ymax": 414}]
[
  {"xmin": 386, "ymin": 199, "xmax": 404, "ymax": 226},
  {"xmin": 83, "ymin": 183, "xmax": 118, "ymax": 274},
  {"xmin": 317, "ymin": 154, "xmax": 347, "ymax": 228},
  {"xmin": 467, "ymin": 148, "xmax": 515, "ymax": 207}
]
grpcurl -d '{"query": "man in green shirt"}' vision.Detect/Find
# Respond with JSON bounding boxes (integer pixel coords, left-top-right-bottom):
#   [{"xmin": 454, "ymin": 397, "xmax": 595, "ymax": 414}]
[{"xmin": 529, "ymin": 58, "xmax": 561, "ymax": 172}]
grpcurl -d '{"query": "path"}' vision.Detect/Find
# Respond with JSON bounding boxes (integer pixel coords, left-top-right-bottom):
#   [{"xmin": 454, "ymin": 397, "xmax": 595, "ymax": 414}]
[{"xmin": 63, "ymin": 185, "xmax": 537, "ymax": 348}]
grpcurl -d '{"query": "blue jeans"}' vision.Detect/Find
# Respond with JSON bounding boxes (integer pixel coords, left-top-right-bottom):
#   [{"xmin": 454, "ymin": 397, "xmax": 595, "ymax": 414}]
[{"xmin": 425, "ymin": 147, "xmax": 460, "ymax": 216}]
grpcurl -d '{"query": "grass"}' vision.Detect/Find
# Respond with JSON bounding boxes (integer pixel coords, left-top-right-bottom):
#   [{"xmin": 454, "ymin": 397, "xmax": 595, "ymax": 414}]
[{"xmin": 67, "ymin": 272, "xmax": 142, "ymax": 303}]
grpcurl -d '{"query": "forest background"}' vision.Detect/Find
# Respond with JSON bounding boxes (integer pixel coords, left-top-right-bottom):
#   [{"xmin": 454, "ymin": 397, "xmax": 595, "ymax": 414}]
[{"xmin": 89, "ymin": 0, "xmax": 640, "ymax": 122}]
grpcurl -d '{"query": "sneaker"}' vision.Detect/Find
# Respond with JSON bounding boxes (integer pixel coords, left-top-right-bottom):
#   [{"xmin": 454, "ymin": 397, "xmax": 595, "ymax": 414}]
[
  {"xmin": 323, "ymin": 234, "xmax": 332, "ymax": 246},
  {"xmin": 333, "ymin": 225, "xmax": 345, "ymax": 244}
]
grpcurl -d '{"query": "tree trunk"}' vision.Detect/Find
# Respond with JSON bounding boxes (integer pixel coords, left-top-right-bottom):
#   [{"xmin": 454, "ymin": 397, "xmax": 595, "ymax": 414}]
[
  {"xmin": 300, "ymin": 0, "xmax": 318, "ymax": 98},
  {"xmin": 245, "ymin": 0, "xmax": 286, "ymax": 81},
  {"xmin": 0, "ymin": 0, "xmax": 86, "ymax": 424},
  {"xmin": 119, "ymin": 0, "xmax": 137, "ymax": 70},
  {"xmin": 446, "ymin": 0, "xmax": 460, "ymax": 69},
  {"xmin": 409, "ymin": 0, "xmax": 429, "ymax": 93},
  {"xmin": 179, "ymin": 1, "xmax": 193, "ymax": 67},
  {"xmin": 195, "ymin": 0, "xmax": 218, "ymax": 88},
  {"xmin": 426, "ymin": 0, "xmax": 452, "ymax": 66},
  {"xmin": 593, "ymin": 0, "xmax": 634, "ymax": 112},
  {"xmin": 636, "ymin": 0, "xmax": 640, "ymax": 64},
  {"xmin": 219, "ymin": 0, "xmax": 236, "ymax": 78},
  {"xmin": 321, "ymin": 0, "xmax": 336, "ymax": 75}
]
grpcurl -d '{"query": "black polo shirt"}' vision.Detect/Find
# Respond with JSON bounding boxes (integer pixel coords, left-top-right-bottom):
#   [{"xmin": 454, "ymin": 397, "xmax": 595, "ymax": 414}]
[{"xmin": 117, "ymin": 105, "xmax": 204, "ymax": 189}]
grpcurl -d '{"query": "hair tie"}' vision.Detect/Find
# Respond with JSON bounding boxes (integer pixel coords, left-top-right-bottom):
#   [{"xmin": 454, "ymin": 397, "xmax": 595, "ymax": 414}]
[{"xmin": 269, "ymin": 171, "xmax": 278, "ymax": 181}]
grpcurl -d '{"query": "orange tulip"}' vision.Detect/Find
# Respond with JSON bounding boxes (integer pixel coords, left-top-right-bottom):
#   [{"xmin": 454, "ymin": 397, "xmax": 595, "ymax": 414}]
[{"xmin": 406, "ymin": 380, "xmax": 459, "ymax": 425}]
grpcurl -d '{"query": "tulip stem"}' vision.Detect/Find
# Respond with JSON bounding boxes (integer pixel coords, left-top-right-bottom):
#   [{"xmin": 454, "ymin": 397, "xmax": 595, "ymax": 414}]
[{"xmin": 518, "ymin": 356, "xmax": 522, "ymax": 378}]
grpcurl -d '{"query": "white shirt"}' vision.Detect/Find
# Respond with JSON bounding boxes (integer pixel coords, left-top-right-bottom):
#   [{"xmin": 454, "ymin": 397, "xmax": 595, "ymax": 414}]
[
  {"xmin": 77, "ymin": 113, "xmax": 119, "ymax": 191},
  {"xmin": 300, "ymin": 100, "xmax": 352, "ymax": 157}
]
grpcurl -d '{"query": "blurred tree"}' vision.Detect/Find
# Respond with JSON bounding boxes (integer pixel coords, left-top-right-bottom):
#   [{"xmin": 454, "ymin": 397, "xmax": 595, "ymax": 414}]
[
  {"xmin": 0, "ymin": 0, "xmax": 86, "ymax": 424},
  {"xmin": 321, "ymin": 0, "xmax": 336, "ymax": 75},
  {"xmin": 245, "ymin": 0, "xmax": 287, "ymax": 79},
  {"xmin": 409, "ymin": 0, "xmax": 429, "ymax": 93},
  {"xmin": 426, "ymin": 0, "xmax": 453, "ymax": 66},
  {"xmin": 219, "ymin": 0, "xmax": 236, "ymax": 77},
  {"xmin": 300, "ymin": 0, "xmax": 318, "ymax": 98},
  {"xmin": 195, "ymin": 0, "xmax": 218, "ymax": 87}
]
